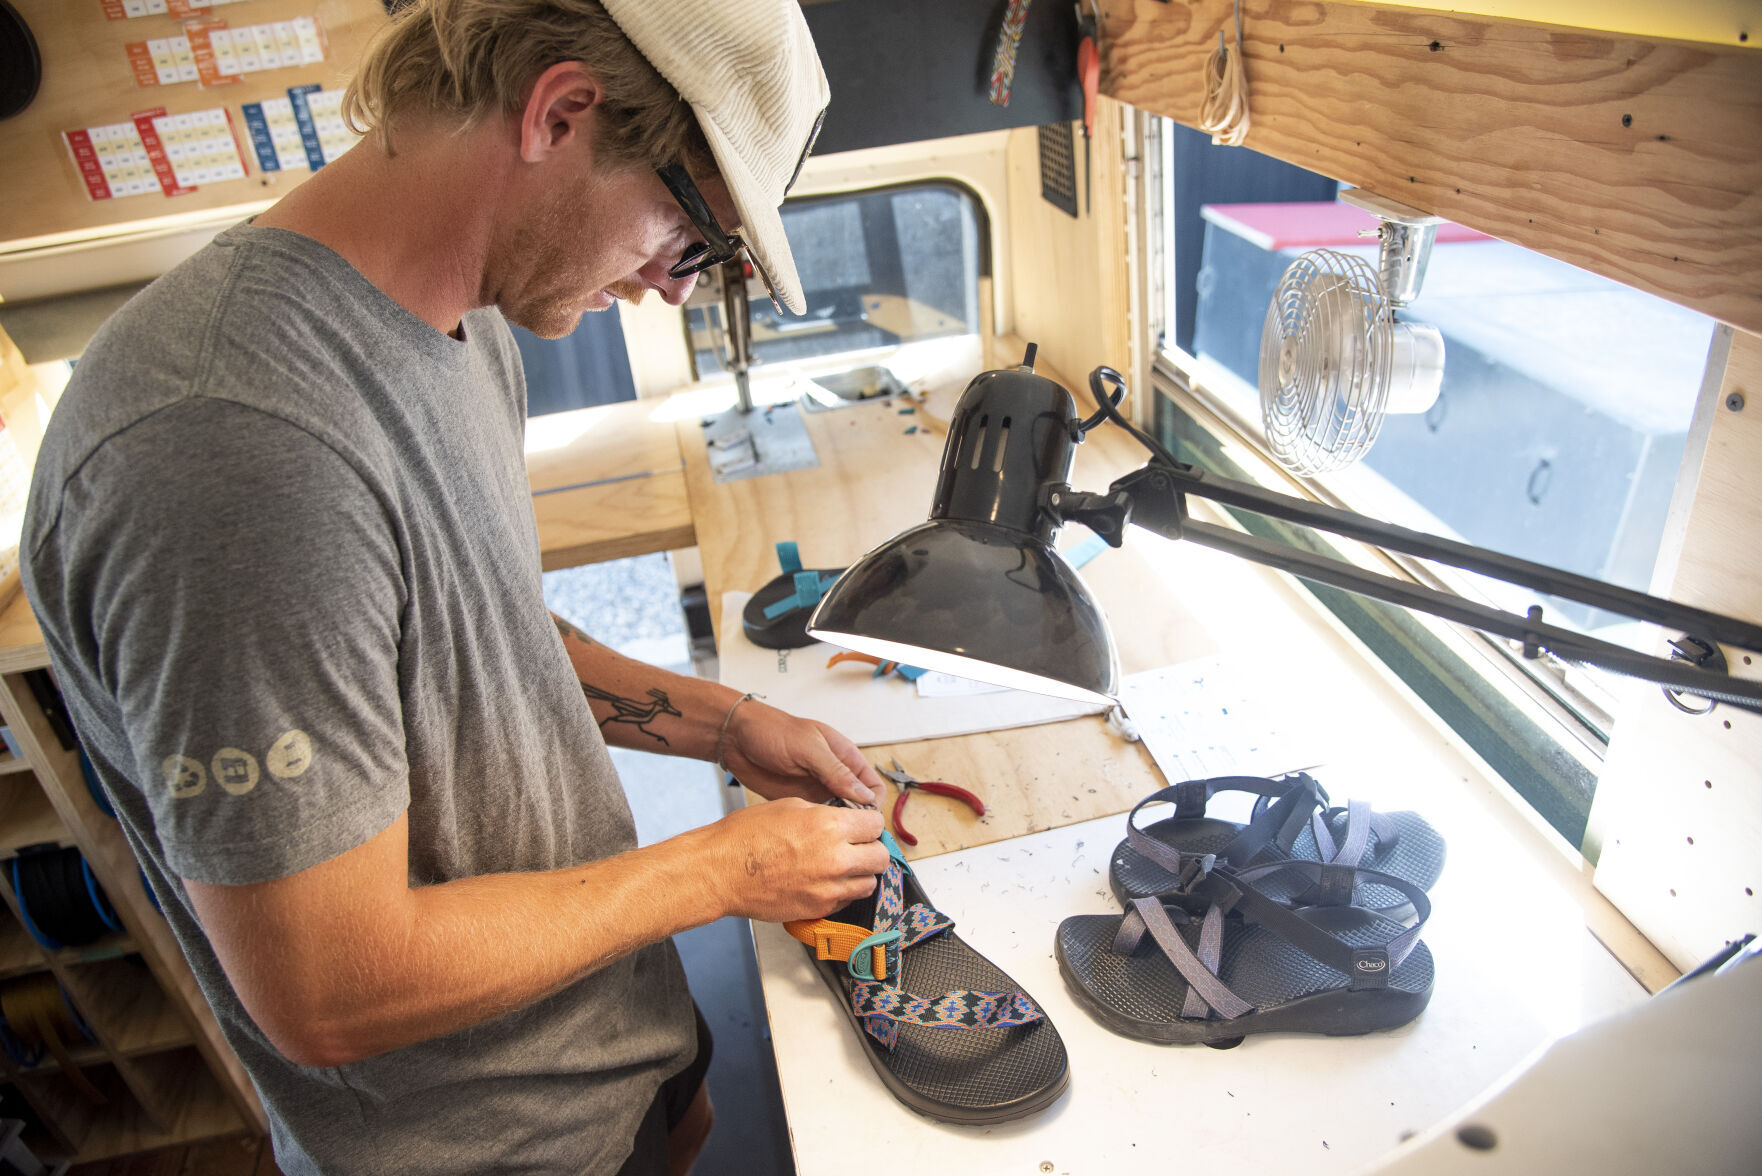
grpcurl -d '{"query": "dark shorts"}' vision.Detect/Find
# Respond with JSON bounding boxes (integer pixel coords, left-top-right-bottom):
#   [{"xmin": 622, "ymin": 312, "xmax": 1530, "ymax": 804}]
[{"xmin": 614, "ymin": 1001, "xmax": 714, "ymax": 1176}]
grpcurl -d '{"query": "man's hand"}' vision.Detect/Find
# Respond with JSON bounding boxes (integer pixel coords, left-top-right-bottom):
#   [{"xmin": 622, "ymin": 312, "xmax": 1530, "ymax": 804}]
[
  {"xmin": 704, "ymin": 800, "xmax": 889, "ymax": 923},
  {"xmin": 719, "ymin": 698, "xmax": 885, "ymax": 807}
]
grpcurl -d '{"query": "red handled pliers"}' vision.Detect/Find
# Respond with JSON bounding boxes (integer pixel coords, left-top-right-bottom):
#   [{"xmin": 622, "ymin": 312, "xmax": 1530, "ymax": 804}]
[{"xmin": 879, "ymin": 758, "xmax": 985, "ymax": 847}]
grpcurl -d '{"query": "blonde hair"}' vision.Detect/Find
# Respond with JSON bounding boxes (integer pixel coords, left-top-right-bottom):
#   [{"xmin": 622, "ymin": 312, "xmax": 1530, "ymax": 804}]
[{"xmin": 344, "ymin": 0, "xmax": 714, "ymax": 173}]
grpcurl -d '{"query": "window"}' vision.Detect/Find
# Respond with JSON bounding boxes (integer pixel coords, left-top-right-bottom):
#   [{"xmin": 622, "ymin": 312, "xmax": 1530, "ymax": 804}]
[
  {"xmin": 689, "ymin": 182, "xmax": 985, "ymax": 375},
  {"xmin": 1150, "ymin": 122, "xmax": 1718, "ymax": 848}
]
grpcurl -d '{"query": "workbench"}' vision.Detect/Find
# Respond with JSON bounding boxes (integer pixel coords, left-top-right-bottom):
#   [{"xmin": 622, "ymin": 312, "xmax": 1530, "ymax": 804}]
[
  {"xmin": 0, "ymin": 334, "xmax": 1662, "ymax": 1172},
  {"xmin": 669, "ymin": 336, "xmax": 1656, "ymax": 1174}
]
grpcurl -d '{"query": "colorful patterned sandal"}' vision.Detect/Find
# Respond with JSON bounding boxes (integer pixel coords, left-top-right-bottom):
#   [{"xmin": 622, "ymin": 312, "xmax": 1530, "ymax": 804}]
[{"xmin": 785, "ymin": 833, "xmax": 1069, "ymax": 1123}]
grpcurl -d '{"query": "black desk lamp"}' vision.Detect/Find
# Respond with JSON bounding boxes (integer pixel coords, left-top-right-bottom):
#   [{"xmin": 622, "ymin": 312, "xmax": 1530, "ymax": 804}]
[{"xmin": 807, "ymin": 344, "xmax": 1762, "ymax": 714}]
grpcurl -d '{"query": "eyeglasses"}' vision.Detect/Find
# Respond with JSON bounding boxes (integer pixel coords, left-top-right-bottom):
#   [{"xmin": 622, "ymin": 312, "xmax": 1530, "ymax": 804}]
[
  {"xmin": 656, "ymin": 161, "xmax": 785, "ymax": 311},
  {"xmin": 656, "ymin": 162, "xmax": 743, "ymax": 280}
]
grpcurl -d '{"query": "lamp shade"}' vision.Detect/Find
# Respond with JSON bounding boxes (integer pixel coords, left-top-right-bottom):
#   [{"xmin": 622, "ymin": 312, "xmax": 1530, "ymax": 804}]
[{"xmin": 807, "ymin": 348, "xmax": 1120, "ymax": 703}]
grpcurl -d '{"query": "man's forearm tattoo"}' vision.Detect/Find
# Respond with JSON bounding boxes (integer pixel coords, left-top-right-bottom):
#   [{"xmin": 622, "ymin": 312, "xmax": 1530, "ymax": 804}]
[
  {"xmin": 553, "ymin": 615, "xmax": 595, "ymax": 647},
  {"xmin": 580, "ymin": 682, "xmax": 681, "ymax": 746}
]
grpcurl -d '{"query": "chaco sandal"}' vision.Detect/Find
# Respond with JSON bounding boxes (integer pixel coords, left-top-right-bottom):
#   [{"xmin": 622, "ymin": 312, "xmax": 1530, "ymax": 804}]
[
  {"xmin": 784, "ymin": 833, "xmax": 1069, "ymax": 1123},
  {"xmin": 741, "ymin": 541, "xmax": 845, "ymax": 650},
  {"xmin": 1057, "ymin": 859, "xmax": 1434, "ymax": 1047},
  {"xmin": 1109, "ymin": 774, "xmax": 1445, "ymax": 917}
]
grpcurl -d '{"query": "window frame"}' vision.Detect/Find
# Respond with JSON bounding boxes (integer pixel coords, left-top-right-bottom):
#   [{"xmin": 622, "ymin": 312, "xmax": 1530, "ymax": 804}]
[{"xmin": 1125, "ymin": 112, "xmax": 1729, "ymax": 852}]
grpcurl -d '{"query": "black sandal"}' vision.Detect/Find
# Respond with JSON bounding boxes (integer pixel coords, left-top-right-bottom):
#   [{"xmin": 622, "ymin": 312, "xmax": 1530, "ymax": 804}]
[
  {"xmin": 1058, "ymin": 859, "xmax": 1434, "ymax": 1047},
  {"xmin": 1110, "ymin": 774, "xmax": 1445, "ymax": 918}
]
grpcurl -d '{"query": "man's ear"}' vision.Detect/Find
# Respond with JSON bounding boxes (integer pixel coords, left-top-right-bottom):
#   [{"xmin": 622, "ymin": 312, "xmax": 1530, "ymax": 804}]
[{"xmin": 518, "ymin": 61, "xmax": 601, "ymax": 165}]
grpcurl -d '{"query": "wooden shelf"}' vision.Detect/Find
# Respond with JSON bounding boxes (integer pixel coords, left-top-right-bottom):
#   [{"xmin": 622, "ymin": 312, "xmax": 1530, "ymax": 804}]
[
  {"xmin": 70, "ymin": 957, "xmax": 192, "ymax": 1058},
  {"xmin": 0, "ymin": 1076, "xmax": 78, "ymax": 1158},
  {"xmin": 11, "ymin": 1040, "xmax": 108, "ymax": 1077},
  {"xmin": 0, "ymin": 628, "xmax": 268, "ymax": 1158},
  {"xmin": 17, "ymin": 1062, "xmax": 132, "ymax": 1156},
  {"xmin": 0, "ymin": 913, "xmax": 46, "ymax": 979},
  {"xmin": 49, "ymin": 933, "xmax": 136, "ymax": 969},
  {"xmin": 0, "ymin": 782, "xmax": 68, "ymax": 855},
  {"xmin": 72, "ymin": 1050, "xmax": 245, "ymax": 1164}
]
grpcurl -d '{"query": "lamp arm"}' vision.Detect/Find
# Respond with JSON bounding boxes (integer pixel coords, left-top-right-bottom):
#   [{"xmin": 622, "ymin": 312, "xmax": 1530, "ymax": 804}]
[
  {"xmin": 1163, "ymin": 463, "xmax": 1762, "ymax": 653},
  {"xmin": 1104, "ymin": 463, "xmax": 1762, "ymax": 713}
]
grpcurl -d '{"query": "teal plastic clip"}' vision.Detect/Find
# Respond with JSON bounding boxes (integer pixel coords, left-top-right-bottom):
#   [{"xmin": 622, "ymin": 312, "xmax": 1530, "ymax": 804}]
[
  {"xmin": 847, "ymin": 928, "xmax": 903, "ymax": 980},
  {"xmin": 762, "ymin": 570, "xmax": 837, "ymax": 620},
  {"xmin": 880, "ymin": 829, "xmax": 912, "ymax": 871}
]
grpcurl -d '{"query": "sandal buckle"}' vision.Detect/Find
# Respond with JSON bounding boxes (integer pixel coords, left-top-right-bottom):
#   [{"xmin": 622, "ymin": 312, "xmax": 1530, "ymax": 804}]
[
  {"xmin": 847, "ymin": 928, "xmax": 903, "ymax": 980},
  {"xmin": 1179, "ymin": 852, "xmax": 1217, "ymax": 888}
]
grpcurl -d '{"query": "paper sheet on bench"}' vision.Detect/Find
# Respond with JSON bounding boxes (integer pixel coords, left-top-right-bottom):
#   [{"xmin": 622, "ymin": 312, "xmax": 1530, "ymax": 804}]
[
  {"xmin": 1116, "ymin": 656, "xmax": 1327, "ymax": 786},
  {"xmin": 718, "ymin": 592, "xmax": 1105, "ymax": 746}
]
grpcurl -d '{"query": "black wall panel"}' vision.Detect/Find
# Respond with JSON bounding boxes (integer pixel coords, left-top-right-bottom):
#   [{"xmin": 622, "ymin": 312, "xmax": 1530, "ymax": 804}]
[{"xmin": 805, "ymin": 0, "xmax": 1081, "ymax": 157}]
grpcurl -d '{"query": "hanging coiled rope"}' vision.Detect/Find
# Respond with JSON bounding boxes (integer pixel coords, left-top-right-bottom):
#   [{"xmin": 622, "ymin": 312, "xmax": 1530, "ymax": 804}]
[{"xmin": 1198, "ymin": 0, "xmax": 1251, "ymax": 146}]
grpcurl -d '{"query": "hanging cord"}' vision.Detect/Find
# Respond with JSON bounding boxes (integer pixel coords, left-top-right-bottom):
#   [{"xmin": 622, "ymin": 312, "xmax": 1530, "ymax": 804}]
[
  {"xmin": 1198, "ymin": 0, "xmax": 1251, "ymax": 146},
  {"xmin": 1082, "ymin": 366, "xmax": 1193, "ymax": 474}
]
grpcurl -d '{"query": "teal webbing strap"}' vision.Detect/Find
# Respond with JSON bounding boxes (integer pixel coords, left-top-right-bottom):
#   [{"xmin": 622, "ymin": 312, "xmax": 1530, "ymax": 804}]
[
  {"xmin": 879, "ymin": 829, "xmax": 912, "ymax": 871},
  {"xmin": 776, "ymin": 541, "xmax": 802, "ymax": 574}
]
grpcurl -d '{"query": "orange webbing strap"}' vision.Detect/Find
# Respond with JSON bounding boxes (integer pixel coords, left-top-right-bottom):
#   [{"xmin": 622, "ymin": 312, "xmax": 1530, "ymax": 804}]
[{"xmin": 783, "ymin": 917, "xmax": 886, "ymax": 981}]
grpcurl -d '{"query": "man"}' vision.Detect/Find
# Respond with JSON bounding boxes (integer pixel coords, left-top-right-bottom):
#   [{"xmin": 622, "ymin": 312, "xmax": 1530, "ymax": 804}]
[{"xmin": 20, "ymin": 2, "xmax": 888, "ymax": 1173}]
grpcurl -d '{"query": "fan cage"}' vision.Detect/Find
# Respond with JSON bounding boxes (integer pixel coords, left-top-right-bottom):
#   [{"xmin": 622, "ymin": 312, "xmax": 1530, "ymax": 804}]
[{"xmin": 1258, "ymin": 248, "xmax": 1393, "ymax": 476}]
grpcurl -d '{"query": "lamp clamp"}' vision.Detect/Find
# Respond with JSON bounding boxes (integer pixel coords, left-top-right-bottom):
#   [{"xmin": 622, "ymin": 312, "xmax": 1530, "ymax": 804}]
[
  {"xmin": 1043, "ymin": 484, "xmax": 1133, "ymax": 546},
  {"xmin": 1104, "ymin": 465, "xmax": 1191, "ymax": 542}
]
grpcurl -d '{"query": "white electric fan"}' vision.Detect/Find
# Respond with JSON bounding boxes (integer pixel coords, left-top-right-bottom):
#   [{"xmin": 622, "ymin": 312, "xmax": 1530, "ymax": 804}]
[{"xmin": 1258, "ymin": 190, "xmax": 1448, "ymax": 475}]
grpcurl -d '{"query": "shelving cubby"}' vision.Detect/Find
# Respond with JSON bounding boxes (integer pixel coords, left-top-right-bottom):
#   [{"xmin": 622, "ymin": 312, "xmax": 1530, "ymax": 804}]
[{"xmin": 0, "ymin": 622, "xmax": 266, "ymax": 1165}]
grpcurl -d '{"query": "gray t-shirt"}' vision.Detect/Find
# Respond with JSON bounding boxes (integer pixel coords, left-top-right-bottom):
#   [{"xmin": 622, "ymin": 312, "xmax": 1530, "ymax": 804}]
[{"xmin": 20, "ymin": 222, "xmax": 694, "ymax": 1175}]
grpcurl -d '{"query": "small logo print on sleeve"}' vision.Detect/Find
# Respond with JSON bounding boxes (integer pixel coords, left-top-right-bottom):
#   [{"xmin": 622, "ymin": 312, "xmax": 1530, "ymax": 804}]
[
  {"xmin": 266, "ymin": 730, "xmax": 313, "ymax": 779},
  {"xmin": 163, "ymin": 754, "xmax": 206, "ymax": 798},
  {"xmin": 212, "ymin": 748, "xmax": 261, "ymax": 796}
]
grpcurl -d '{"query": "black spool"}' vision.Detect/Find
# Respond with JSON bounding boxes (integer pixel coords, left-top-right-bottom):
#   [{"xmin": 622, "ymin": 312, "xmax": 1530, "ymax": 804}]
[{"xmin": 11, "ymin": 846, "xmax": 120, "ymax": 950}]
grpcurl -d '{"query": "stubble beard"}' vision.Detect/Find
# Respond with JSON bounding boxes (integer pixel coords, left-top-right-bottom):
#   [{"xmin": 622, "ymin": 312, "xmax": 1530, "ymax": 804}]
[{"xmin": 495, "ymin": 179, "xmax": 647, "ymax": 339}]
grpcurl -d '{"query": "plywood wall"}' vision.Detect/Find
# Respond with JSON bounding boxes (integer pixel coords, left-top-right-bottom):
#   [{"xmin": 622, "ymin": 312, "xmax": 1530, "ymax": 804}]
[
  {"xmin": 1096, "ymin": 0, "xmax": 1762, "ymax": 336},
  {"xmin": 0, "ymin": 0, "xmax": 387, "ymax": 253},
  {"xmin": 1591, "ymin": 330, "xmax": 1762, "ymax": 970},
  {"xmin": 1003, "ymin": 97, "xmax": 1134, "ymax": 403}
]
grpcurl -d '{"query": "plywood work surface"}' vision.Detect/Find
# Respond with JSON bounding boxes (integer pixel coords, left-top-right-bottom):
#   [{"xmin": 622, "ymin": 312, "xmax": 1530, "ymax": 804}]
[
  {"xmin": 526, "ymin": 398, "xmax": 695, "ymax": 570},
  {"xmin": 757, "ymin": 811, "xmax": 1646, "ymax": 1176}
]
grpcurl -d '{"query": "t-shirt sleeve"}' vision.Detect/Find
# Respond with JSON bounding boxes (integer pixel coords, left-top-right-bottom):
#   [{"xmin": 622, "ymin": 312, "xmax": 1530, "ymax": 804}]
[{"xmin": 51, "ymin": 397, "xmax": 411, "ymax": 885}]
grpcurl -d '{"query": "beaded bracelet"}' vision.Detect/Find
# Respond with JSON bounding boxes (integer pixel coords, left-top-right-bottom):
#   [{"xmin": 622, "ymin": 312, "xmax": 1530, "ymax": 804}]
[{"xmin": 713, "ymin": 692, "xmax": 759, "ymax": 778}]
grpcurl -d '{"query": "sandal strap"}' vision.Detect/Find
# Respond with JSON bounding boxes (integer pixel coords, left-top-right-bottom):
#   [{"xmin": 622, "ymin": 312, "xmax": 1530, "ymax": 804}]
[
  {"xmin": 1310, "ymin": 799, "xmax": 1397, "ymax": 867},
  {"xmin": 1125, "ymin": 773, "xmax": 1324, "ymax": 881},
  {"xmin": 849, "ymin": 982, "xmax": 1043, "ymax": 1047},
  {"xmin": 1114, "ymin": 897, "xmax": 1253, "ymax": 1021},
  {"xmin": 1199, "ymin": 861, "xmax": 1431, "ymax": 990},
  {"xmin": 851, "ymin": 859, "xmax": 1033, "ymax": 1049},
  {"xmin": 1221, "ymin": 773, "xmax": 1327, "ymax": 866}
]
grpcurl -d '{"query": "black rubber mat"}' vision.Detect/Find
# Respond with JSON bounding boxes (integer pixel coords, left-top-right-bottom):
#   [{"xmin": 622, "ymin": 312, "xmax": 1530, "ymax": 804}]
[
  {"xmin": 1111, "ymin": 809, "xmax": 1446, "ymax": 916},
  {"xmin": 810, "ymin": 872, "xmax": 1069, "ymax": 1123},
  {"xmin": 1056, "ymin": 904, "xmax": 1434, "ymax": 1045}
]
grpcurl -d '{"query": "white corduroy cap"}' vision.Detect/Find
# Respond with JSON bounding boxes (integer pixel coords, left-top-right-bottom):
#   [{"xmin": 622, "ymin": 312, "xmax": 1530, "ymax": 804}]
[{"xmin": 600, "ymin": 0, "xmax": 829, "ymax": 315}]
